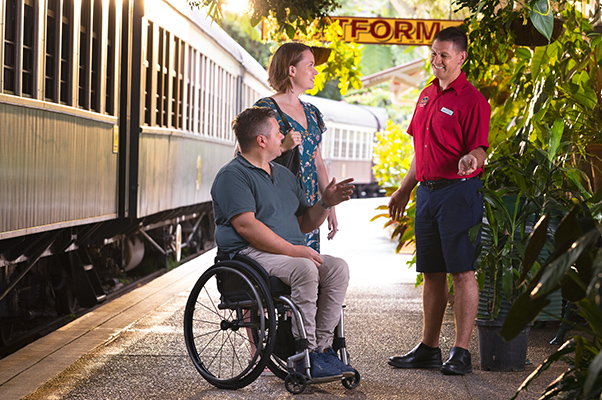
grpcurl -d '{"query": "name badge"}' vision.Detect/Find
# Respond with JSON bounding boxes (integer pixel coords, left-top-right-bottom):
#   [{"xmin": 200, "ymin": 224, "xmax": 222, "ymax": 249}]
[{"xmin": 441, "ymin": 107, "xmax": 454, "ymax": 116}]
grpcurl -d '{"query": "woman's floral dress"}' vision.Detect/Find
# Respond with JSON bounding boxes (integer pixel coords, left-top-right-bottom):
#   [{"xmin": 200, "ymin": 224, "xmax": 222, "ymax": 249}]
[{"xmin": 254, "ymin": 97, "xmax": 326, "ymax": 252}]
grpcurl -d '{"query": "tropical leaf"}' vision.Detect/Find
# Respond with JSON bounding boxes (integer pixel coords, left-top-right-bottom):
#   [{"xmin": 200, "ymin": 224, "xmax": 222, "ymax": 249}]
[
  {"xmin": 548, "ymin": 119, "xmax": 563, "ymax": 162},
  {"xmin": 529, "ymin": 0, "xmax": 553, "ymax": 41}
]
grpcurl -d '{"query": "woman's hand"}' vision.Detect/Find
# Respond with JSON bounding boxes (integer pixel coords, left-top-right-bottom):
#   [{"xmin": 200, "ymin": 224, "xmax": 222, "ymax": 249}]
[
  {"xmin": 281, "ymin": 129, "xmax": 302, "ymax": 151},
  {"xmin": 327, "ymin": 208, "xmax": 338, "ymax": 240}
]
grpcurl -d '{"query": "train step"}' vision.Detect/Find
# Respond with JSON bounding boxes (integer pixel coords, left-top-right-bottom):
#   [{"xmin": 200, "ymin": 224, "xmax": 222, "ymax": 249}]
[{"xmin": 68, "ymin": 249, "xmax": 107, "ymax": 307}]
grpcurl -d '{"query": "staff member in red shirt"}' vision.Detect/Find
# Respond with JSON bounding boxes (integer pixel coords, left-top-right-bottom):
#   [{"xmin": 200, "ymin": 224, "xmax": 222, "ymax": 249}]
[{"xmin": 387, "ymin": 27, "xmax": 490, "ymax": 376}]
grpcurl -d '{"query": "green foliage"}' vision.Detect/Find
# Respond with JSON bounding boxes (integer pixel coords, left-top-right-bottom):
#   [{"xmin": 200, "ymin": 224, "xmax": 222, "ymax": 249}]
[
  {"xmin": 188, "ymin": 0, "xmax": 339, "ymax": 35},
  {"xmin": 457, "ymin": 0, "xmax": 601, "ymax": 322},
  {"xmin": 456, "ymin": 0, "xmax": 602, "ymax": 394},
  {"xmin": 220, "ymin": 13, "xmax": 272, "ymax": 67},
  {"xmin": 188, "ymin": 0, "xmax": 362, "ymax": 97},
  {"xmin": 499, "ymin": 201, "xmax": 602, "ymax": 400},
  {"xmin": 461, "ymin": 0, "xmax": 602, "ymax": 150},
  {"xmin": 473, "ymin": 132, "xmax": 590, "ymax": 319},
  {"xmin": 372, "ymin": 120, "xmax": 414, "ymax": 187},
  {"xmin": 302, "ymin": 21, "xmax": 363, "ymax": 96}
]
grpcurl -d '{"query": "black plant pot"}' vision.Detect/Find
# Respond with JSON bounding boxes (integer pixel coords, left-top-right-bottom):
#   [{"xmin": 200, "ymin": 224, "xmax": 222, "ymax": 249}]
[
  {"xmin": 476, "ymin": 318, "xmax": 531, "ymax": 371},
  {"xmin": 510, "ymin": 18, "xmax": 564, "ymax": 47}
]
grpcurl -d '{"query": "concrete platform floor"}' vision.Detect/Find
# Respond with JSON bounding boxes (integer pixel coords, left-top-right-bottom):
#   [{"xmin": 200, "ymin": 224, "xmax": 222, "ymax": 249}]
[{"xmin": 0, "ymin": 198, "xmax": 568, "ymax": 399}]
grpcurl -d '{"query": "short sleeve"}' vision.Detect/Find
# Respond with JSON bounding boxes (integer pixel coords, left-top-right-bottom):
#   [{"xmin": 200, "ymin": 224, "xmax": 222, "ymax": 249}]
[
  {"xmin": 211, "ymin": 169, "xmax": 256, "ymax": 223},
  {"xmin": 309, "ymin": 103, "xmax": 326, "ymax": 134}
]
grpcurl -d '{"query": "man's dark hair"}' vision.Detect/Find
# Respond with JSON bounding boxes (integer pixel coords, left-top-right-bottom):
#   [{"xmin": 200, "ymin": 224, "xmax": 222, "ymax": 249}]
[
  {"xmin": 433, "ymin": 27, "xmax": 468, "ymax": 53},
  {"xmin": 232, "ymin": 106, "xmax": 277, "ymax": 152}
]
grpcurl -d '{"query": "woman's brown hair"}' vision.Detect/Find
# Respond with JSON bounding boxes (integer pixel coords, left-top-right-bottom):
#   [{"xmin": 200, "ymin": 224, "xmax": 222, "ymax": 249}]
[{"xmin": 267, "ymin": 42, "xmax": 312, "ymax": 93}]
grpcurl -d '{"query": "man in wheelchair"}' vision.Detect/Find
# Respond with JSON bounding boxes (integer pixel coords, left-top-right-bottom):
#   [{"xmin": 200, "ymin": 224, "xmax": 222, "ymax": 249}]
[{"xmin": 211, "ymin": 106, "xmax": 355, "ymax": 381}]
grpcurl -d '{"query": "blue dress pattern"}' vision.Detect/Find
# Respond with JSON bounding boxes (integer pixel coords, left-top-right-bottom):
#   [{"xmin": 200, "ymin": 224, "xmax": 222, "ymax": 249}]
[{"xmin": 254, "ymin": 97, "xmax": 326, "ymax": 252}]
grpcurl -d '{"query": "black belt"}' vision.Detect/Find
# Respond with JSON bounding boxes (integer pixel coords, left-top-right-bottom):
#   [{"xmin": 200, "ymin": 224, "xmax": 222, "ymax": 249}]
[{"xmin": 420, "ymin": 176, "xmax": 478, "ymax": 190}]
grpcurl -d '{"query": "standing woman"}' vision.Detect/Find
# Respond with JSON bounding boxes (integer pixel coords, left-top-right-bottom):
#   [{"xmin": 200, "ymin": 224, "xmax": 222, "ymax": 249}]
[{"xmin": 254, "ymin": 42, "xmax": 338, "ymax": 252}]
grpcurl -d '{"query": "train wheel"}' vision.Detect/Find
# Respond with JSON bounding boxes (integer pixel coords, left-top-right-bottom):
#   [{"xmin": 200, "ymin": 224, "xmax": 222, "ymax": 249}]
[{"xmin": 55, "ymin": 283, "xmax": 79, "ymax": 315}]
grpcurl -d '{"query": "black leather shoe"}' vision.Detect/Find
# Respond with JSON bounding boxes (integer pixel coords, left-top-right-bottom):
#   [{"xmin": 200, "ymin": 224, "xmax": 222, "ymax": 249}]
[
  {"xmin": 441, "ymin": 347, "xmax": 472, "ymax": 375},
  {"xmin": 388, "ymin": 343, "xmax": 443, "ymax": 369}
]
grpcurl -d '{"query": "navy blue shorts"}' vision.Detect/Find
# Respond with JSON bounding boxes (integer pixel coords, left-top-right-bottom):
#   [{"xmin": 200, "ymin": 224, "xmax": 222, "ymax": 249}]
[{"xmin": 414, "ymin": 178, "xmax": 483, "ymax": 274}]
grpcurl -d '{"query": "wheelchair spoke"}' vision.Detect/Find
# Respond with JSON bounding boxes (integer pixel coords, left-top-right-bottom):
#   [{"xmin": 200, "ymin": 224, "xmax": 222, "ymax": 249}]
[
  {"xmin": 192, "ymin": 327, "xmax": 221, "ymax": 341},
  {"xmin": 184, "ymin": 263, "xmax": 277, "ymax": 389},
  {"xmin": 196, "ymin": 284, "xmax": 223, "ymax": 318},
  {"xmin": 226, "ymin": 331, "xmax": 247, "ymax": 375}
]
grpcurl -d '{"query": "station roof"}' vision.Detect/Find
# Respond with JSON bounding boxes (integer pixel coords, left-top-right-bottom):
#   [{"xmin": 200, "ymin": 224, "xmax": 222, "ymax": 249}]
[{"xmin": 361, "ymin": 59, "xmax": 427, "ymax": 103}]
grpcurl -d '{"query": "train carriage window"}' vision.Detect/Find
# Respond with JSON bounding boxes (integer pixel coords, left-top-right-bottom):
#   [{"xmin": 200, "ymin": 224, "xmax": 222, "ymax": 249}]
[
  {"xmin": 348, "ymin": 131, "xmax": 355, "ymax": 159},
  {"xmin": 198, "ymin": 54, "xmax": 205, "ymax": 134},
  {"xmin": 163, "ymin": 31, "xmax": 170, "ymax": 126},
  {"xmin": 171, "ymin": 36, "xmax": 179, "ymax": 128},
  {"xmin": 105, "ymin": 0, "xmax": 116, "ymax": 115},
  {"xmin": 90, "ymin": 0, "xmax": 102, "ymax": 112},
  {"xmin": 341, "ymin": 130, "xmax": 348, "ymax": 158},
  {"xmin": 227, "ymin": 73, "xmax": 235, "ymax": 141},
  {"xmin": 333, "ymin": 128, "xmax": 341, "ymax": 158},
  {"xmin": 156, "ymin": 27, "xmax": 168, "ymax": 127},
  {"xmin": 354, "ymin": 131, "xmax": 362, "ymax": 160},
  {"xmin": 44, "ymin": 0, "xmax": 73, "ymax": 105},
  {"xmin": 144, "ymin": 21, "xmax": 153, "ymax": 125},
  {"xmin": 3, "ymin": 0, "xmax": 18, "ymax": 94},
  {"xmin": 362, "ymin": 131, "xmax": 370, "ymax": 160},
  {"xmin": 21, "ymin": 0, "xmax": 36, "ymax": 98},
  {"xmin": 217, "ymin": 67, "xmax": 223, "ymax": 138},
  {"xmin": 79, "ymin": 0, "xmax": 91, "ymax": 108},
  {"xmin": 207, "ymin": 61, "xmax": 214, "ymax": 136},
  {"xmin": 186, "ymin": 45, "xmax": 195, "ymax": 132},
  {"xmin": 60, "ymin": 0, "xmax": 72, "ymax": 105},
  {"xmin": 170, "ymin": 36, "xmax": 184, "ymax": 129},
  {"xmin": 178, "ymin": 39, "xmax": 185, "ymax": 129},
  {"xmin": 45, "ymin": 0, "xmax": 59, "ymax": 101}
]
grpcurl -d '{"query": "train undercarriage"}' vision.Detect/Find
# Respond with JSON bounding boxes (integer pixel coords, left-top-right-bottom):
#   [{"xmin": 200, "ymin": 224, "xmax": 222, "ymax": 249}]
[{"xmin": 0, "ymin": 204, "xmax": 215, "ymax": 355}]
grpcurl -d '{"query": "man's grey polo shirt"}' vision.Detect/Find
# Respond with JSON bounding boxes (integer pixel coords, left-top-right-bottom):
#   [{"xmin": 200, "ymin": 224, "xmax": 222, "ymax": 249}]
[{"xmin": 211, "ymin": 154, "xmax": 309, "ymax": 255}]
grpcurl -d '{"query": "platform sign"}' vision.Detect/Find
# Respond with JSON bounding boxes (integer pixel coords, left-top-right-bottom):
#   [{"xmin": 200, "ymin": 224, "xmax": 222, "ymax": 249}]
[{"xmin": 262, "ymin": 17, "xmax": 463, "ymax": 46}]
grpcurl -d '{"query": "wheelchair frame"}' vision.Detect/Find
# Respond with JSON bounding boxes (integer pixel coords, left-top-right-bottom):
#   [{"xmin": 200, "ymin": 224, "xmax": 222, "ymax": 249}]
[{"xmin": 183, "ymin": 253, "xmax": 360, "ymax": 394}]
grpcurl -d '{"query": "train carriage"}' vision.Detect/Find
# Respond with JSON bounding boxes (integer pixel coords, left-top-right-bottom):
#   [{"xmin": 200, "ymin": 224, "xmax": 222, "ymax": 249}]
[
  {"xmin": 0, "ymin": 0, "xmax": 387, "ymax": 352},
  {"xmin": 0, "ymin": 0, "xmax": 270, "ymax": 348},
  {"xmin": 303, "ymin": 95, "xmax": 387, "ymax": 197}
]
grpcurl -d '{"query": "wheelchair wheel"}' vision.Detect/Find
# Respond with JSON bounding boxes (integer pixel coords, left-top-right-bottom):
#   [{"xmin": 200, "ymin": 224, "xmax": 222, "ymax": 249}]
[
  {"xmin": 253, "ymin": 306, "xmax": 291, "ymax": 380},
  {"xmin": 266, "ymin": 352, "xmax": 289, "ymax": 380},
  {"xmin": 284, "ymin": 371, "xmax": 307, "ymax": 394},
  {"xmin": 342, "ymin": 369, "xmax": 360, "ymax": 389},
  {"xmin": 184, "ymin": 263, "xmax": 276, "ymax": 390}
]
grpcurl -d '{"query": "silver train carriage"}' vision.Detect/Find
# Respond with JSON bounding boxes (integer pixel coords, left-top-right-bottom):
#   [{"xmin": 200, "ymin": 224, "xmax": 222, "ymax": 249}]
[
  {"xmin": 0, "ymin": 0, "xmax": 270, "ymax": 347},
  {"xmin": 302, "ymin": 95, "xmax": 387, "ymax": 198},
  {"xmin": 0, "ymin": 0, "xmax": 386, "ymax": 348}
]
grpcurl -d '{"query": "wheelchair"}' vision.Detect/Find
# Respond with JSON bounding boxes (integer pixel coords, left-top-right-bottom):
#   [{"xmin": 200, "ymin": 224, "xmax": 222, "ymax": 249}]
[{"xmin": 183, "ymin": 252, "xmax": 360, "ymax": 394}]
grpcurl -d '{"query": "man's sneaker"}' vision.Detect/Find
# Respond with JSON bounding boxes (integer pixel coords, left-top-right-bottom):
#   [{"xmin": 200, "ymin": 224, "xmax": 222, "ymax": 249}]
[
  {"xmin": 323, "ymin": 347, "xmax": 356, "ymax": 378},
  {"xmin": 299, "ymin": 351, "xmax": 343, "ymax": 382}
]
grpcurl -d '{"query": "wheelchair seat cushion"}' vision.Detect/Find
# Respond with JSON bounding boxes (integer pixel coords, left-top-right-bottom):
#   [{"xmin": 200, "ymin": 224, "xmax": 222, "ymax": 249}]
[{"xmin": 269, "ymin": 276, "xmax": 291, "ymax": 296}]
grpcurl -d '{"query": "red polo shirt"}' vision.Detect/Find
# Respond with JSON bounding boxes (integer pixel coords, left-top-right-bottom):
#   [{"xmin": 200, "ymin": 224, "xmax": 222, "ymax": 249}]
[{"xmin": 408, "ymin": 71, "xmax": 490, "ymax": 181}]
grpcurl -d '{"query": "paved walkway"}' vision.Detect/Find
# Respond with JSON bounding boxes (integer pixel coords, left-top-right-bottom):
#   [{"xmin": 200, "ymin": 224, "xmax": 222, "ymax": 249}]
[{"xmin": 0, "ymin": 199, "xmax": 566, "ymax": 399}]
